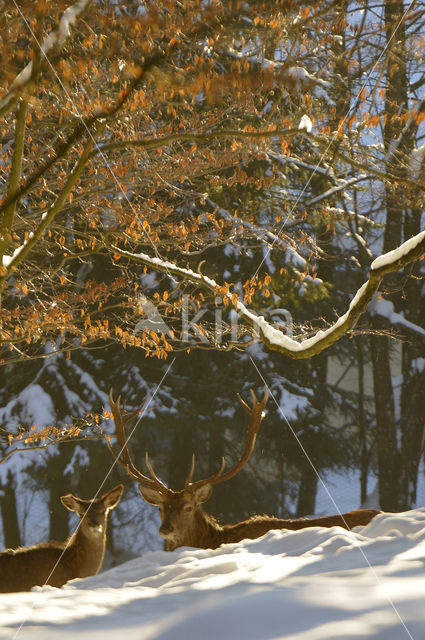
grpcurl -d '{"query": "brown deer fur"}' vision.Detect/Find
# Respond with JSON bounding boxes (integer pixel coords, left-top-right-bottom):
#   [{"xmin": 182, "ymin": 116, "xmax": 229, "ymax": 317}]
[
  {"xmin": 140, "ymin": 484, "xmax": 381, "ymax": 551},
  {"xmin": 107, "ymin": 389, "xmax": 381, "ymax": 552},
  {"xmin": 0, "ymin": 484, "xmax": 123, "ymax": 592}
]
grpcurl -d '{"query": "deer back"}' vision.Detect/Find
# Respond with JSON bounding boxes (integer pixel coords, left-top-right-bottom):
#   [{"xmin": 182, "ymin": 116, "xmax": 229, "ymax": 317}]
[
  {"xmin": 219, "ymin": 509, "xmax": 382, "ymax": 545},
  {"xmin": 153, "ymin": 503, "xmax": 382, "ymax": 550},
  {"xmin": 0, "ymin": 542, "xmax": 71, "ymax": 592}
]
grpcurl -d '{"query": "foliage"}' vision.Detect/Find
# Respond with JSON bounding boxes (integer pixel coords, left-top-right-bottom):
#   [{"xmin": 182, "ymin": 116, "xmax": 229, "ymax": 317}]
[
  {"xmin": 2, "ymin": 0, "xmax": 423, "ymax": 366},
  {"xmin": 0, "ymin": 0, "xmax": 425, "ymax": 547}
]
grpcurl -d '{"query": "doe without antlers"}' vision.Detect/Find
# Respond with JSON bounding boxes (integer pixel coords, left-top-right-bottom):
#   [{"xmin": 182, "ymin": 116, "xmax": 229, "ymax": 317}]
[
  {"xmin": 106, "ymin": 389, "xmax": 380, "ymax": 551},
  {"xmin": 0, "ymin": 484, "xmax": 123, "ymax": 592}
]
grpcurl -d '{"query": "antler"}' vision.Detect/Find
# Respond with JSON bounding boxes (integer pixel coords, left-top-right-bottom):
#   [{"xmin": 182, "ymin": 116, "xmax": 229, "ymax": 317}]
[
  {"xmin": 106, "ymin": 389, "xmax": 167, "ymax": 491},
  {"xmin": 185, "ymin": 388, "xmax": 269, "ymax": 491}
]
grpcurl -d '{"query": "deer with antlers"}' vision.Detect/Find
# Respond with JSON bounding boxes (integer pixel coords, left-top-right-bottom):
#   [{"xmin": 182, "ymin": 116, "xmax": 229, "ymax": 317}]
[{"xmin": 106, "ymin": 389, "xmax": 380, "ymax": 551}]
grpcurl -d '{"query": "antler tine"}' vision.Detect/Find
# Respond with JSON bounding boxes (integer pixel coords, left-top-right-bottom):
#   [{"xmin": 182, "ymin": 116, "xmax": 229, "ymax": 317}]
[
  {"xmin": 183, "ymin": 453, "xmax": 225, "ymax": 487},
  {"xmin": 186, "ymin": 455, "xmax": 226, "ymax": 491},
  {"xmin": 107, "ymin": 390, "xmax": 134, "ymax": 473},
  {"xmin": 237, "ymin": 388, "xmax": 257, "ymax": 413},
  {"xmin": 120, "ymin": 398, "xmax": 141, "ymax": 425},
  {"xmin": 145, "ymin": 452, "xmax": 168, "ymax": 491},
  {"xmin": 187, "ymin": 388, "xmax": 268, "ymax": 491},
  {"xmin": 220, "ymin": 387, "xmax": 268, "ymax": 481},
  {"xmin": 107, "ymin": 388, "xmax": 164, "ymax": 490},
  {"xmin": 184, "ymin": 453, "xmax": 196, "ymax": 487}
]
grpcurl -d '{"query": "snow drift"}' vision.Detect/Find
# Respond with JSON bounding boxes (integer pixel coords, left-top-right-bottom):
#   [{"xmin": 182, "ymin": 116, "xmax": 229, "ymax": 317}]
[{"xmin": 1, "ymin": 509, "xmax": 424, "ymax": 639}]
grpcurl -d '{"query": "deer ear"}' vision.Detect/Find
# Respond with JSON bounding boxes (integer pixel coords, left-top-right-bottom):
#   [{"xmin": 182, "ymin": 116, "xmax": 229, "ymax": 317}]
[
  {"xmin": 102, "ymin": 484, "xmax": 124, "ymax": 510},
  {"xmin": 138, "ymin": 484, "xmax": 165, "ymax": 505},
  {"xmin": 60, "ymin": 494, "xmax": 81, "ymax": 512},
  {"xmin": 193, "ymin": 483, "xmax": 212, "ymax": 504}
]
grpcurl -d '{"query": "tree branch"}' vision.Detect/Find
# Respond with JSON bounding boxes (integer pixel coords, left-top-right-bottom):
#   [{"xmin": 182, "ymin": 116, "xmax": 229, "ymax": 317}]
[
  {"xmin": 105, "ymin": 230, "xmax": 425, "ymax": 359},
  {"xmin": 0, "ymin": 9, "xmax": 231, "ymax": 219},
  {"xmin": 0, "ymin": 97, "xmax": 30, "ymax": 260},
  {"xmin": 89, "ymin": 128, "xmax": 301, "ymax": 156},
  {"xmin": 0, "ymin": 121, "xmax": 105, "ymax": 285},
  {"xmin": 0, "ymin": 0, "xmax": 92, "ymax": 119}
]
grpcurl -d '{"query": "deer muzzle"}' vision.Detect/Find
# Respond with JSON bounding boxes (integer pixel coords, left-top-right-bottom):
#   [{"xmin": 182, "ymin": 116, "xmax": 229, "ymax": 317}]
[
  {"xmin": 159, "ymin": 522, "xmax": 174, "ymax": 536},
  {"xmin": 87, "ymin": 519, "xmax": 103, "ymax": 534}
]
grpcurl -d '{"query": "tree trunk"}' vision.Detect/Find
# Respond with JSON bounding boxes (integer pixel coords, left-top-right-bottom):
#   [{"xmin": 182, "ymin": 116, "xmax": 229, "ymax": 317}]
[
  {"xmin": 399, "ymin": 206, "xmax": 425, "ymax": 508},
  {"xmin": 0, "ymin": 470, "xmax": 21, "ymax": 549},
  {"xmin": 369, "ymin": 327, "xmax": 401, "ymax": 510},
  {"xmin": 369, "ymin": 0, "xmax": 410, "ymax": 511},
  {"xmin": 357, "ymin": 336, "xmax": 369, "ymax": 505},
  {"xmin": 48, "ymin": 453, "xmax": 73, "ymax": 541},
  {"xmin": 296, "ymin": 463, "xmax": 318, "ymax": 517}
]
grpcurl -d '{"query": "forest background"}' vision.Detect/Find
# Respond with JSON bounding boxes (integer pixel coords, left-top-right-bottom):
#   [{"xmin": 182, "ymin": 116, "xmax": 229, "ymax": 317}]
[{"xmin": 0, "ymin": 0, "xmax": 424, "ymax": 564}]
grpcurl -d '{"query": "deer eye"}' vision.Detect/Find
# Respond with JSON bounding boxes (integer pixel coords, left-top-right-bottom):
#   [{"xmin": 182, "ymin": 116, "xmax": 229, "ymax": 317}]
[{"xmin": 183, "ymin": 504, "xmax": 193, "ymax": 513}]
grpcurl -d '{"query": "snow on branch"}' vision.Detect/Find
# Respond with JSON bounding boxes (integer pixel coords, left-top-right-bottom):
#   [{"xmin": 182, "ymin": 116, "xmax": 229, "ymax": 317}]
[
  {"xmin": 226, "ymin": 48, "xmax": 331, "ymax": 95},
  {"xmin": 371, "ymin": 231, "xmax": 425, "ymax": 270},
  {"xmin": 370, "ymin": 296, "xmax": 425, "ymax": 338},
  {"xmin": 306, "ymin": 175, "xmax": 370, "ymax": 207},
  {"xmin": 0, "ymin": 0, "xmax": 92, "ymax": 117},
  {"xmin": 107, "ymin": 230, "xmax": 425, "ymax": 359}
]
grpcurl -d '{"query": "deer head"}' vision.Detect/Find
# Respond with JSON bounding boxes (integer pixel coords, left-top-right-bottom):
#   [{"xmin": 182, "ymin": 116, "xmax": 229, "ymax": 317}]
[
  {"xmin": 106, "ymin": 388, "xmax": 268, "ymax": 550},
  {"xmin": 61, "ymin": 484, "xmax": 124, "ymax": 537}
]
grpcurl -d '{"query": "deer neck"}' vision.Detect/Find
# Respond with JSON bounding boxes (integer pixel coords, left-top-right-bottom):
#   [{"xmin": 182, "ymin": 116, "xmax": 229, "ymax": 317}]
[
  {"xmin": 70, "ymin": 525, "xmax": 107, "ymax": 577},
  {"xmin": 166, "ymin": 508, "xmax": 225, "ymax": 551},
  {"xmin": 193, "ymin": 508, "xmax": 225, "ymax": 549}
]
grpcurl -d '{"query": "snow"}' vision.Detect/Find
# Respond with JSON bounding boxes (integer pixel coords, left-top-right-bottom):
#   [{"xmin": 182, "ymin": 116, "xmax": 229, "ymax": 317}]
[
  {"xmin": 274, "ymin": 383, "xmax": 309, "ymax": 421},
  {"xmin": 112, "ymin": 244, "xmax": 360, "ymax": 354},
  {"xmin": 113, "ymin": 226, "xmax": 425, "ymax": 356},
  {"xmin": 226, "ymin": 48, "xmax": 330, "ymax": 97},
  {"xmin": 409, "ymin": 143, "xmax": 425, "ymax": 180},
  {"xmin": 2, "ymin": 238, "xmax": 32, "ymax": 268},
  {"xmin": 240, "ymin": 281, "xmax": 368, "ymax": 352},
  {"xmin": 412, "ymin": 357, "xmax": 425, "ymax": 373},
  {"xmin": 63, "ymin": 445, "xmax": 90, "ymax": 476},
  {"xmin": 14, "ymin": 384, "xmax": 55, "ymax": 428},
  {"xmin": 2, "ymin": 509, "xmax": 425, "ymax": 639},
  {"xmin": 371, "ymin": 229, "xmax": 425, "ymax": 270},
  {"xmin": 0, "ymin": 384, "xmax": 57, "ymax": 483},
  {"xmin": 370, "ymin": 295, "xmax": 425, "ymax": 337},
  {"xmin": 298, "ymin": 114, "xmax": 313, "ymax": 132},
  {"xmin": 306, "ymin": 175, "xmax": 369, "ymax": 207}
]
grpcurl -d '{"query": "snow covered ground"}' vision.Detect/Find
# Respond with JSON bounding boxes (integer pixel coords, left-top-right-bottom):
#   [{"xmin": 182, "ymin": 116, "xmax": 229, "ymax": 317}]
[{"xmin": 1, "ymin": 509, "xmax": 425, "ymax": 640}]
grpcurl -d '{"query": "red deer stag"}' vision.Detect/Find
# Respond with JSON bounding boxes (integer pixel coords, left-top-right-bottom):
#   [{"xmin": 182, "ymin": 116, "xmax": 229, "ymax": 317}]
[
  {"xmin": 0, "ymin": 484, "xmax": 123, "ymax": 592},
  {"xmin": 107, "ymin": 390, "xmax": 380, "ymax": 551}
]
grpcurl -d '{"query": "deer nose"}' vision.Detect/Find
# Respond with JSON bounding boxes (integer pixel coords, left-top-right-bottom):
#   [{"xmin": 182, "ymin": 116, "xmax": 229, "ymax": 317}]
[
  {"xmin": 159, "ymin": 523, "xmax": 174, "ymax": 536},
  {"xmin": 89, "ymin": 520, "xmax": 102, "ymax": 531}
]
